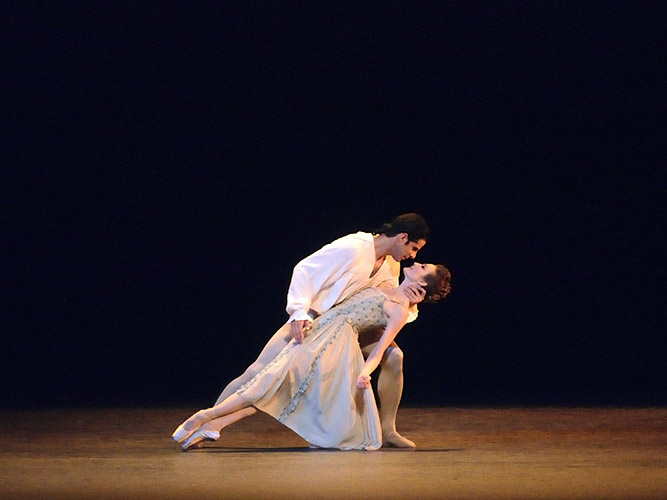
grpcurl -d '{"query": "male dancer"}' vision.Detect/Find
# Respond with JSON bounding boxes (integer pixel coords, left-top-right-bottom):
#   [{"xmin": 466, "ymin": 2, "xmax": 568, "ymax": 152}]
[{"xmin": 183, "ymin": 213, "xmax": 429, "ymax": 449}]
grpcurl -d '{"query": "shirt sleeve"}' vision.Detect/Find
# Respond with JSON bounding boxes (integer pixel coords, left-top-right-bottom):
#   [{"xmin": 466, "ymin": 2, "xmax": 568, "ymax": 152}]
[{"xmin": 286, "ymin": 238, "xmax": 361, "ymax": 322}]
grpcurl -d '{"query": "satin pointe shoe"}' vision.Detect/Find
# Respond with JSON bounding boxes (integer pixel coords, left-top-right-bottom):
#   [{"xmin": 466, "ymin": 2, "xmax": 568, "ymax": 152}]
[
  {"xmin": 172, "ymin": 424, "xmax": 196, "ymax": 444},
  {"xmin": 181, "ymin": 429, "xmax": 220, "ymax": 451}
]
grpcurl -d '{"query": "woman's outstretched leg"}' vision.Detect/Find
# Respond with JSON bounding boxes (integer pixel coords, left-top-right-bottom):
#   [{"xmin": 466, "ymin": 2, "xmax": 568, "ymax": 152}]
[
  {"xmin": 197, "ymin": 406, "xmax": 257, "ymax": 435},
  {"xmin": 172, "ymin": 393, "xmax": 250, "ymax": 444},
  {"xmin": 213, "ymin": 323, "xmax": 291, "ymax": 405},
  {"xmin": 181, "ymin": 406, "xmax": 258, "ymax": 451},
  {"xmin": 173, "ymin": 322, "xmax": 290, "ymax": 446}
]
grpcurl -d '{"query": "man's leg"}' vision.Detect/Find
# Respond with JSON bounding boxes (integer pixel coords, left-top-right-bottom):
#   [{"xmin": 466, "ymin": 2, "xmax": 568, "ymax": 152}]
[{"xmin": 361, "ymin": 341, "xmax": 416, "ymax": 448}]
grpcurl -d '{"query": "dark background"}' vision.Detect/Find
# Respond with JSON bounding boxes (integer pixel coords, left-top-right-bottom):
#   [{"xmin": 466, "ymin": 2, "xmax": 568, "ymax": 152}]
[{"xmin": 3, "ymin": 2, "xmax": 664, "ymax": 409}]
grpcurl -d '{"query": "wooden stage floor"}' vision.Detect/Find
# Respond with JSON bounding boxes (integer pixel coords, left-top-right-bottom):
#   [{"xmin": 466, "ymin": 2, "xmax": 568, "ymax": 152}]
[{"xmin": 0, "ymin": 407, "xmax": 665, "ymax": 500}]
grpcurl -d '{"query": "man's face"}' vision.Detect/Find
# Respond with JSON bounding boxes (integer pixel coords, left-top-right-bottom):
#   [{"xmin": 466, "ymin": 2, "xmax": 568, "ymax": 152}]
[{"xmin": 391, "ymin": 234, "xmax": 426, "ymax": 262}]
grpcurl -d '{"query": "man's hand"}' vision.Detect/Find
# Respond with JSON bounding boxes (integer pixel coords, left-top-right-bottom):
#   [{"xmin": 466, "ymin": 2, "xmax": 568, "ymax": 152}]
[
  {"xmin": 356, "ymin": 374, "xmax": 371, "ymax": 389},
  {"xmin": 290, "ymin": 319, "xmax": 312, "ymax": 343},
  {"xmin": 403, "ymin": 283, "xmax": 426, "ymax": 303}
]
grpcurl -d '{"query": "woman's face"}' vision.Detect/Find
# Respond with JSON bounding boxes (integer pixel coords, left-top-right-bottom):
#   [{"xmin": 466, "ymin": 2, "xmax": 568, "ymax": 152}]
[{"xmin": 403, "ymin": 262, "xmax": 437, "ymax": 285}]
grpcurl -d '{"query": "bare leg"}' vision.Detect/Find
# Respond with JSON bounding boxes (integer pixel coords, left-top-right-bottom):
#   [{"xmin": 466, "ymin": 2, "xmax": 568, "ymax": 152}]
[
  {"xmin": 180, "ymin": 406, "xmax": 258, "ymax": 451},
  {"xmin": 176, "ymin": 323, "xmax": 291, "ymax": 447},
  {"xmin": 213, "ymin": 322, "xmax": 292, "ymax": 405},
  {"xmin": 176, "ymin": 392, "xmax": 250, "ymax": 440},
  {"xmin": 202, "ymin": 406, "xmax": 257, "ymax": 433},
  {"xmin": 362, "ymin": 342, "xmax": 416, "ymax": 448}
]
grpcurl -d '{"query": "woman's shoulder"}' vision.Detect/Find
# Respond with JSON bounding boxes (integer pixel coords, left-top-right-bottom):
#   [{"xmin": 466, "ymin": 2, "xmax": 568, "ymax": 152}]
[
  {"xmin": 382, "ymin": 296, "xmax": 410, "ymax": 325},
  {"xmin": 376, "ymin": 288, "xmax": 410, "ymax": 309}
]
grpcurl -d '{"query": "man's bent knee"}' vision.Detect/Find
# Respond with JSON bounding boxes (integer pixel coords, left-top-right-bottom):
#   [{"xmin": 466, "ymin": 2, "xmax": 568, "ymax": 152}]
[{"xmin": 381, "ymin": 346, "xmax": 404, "ymax": 371}]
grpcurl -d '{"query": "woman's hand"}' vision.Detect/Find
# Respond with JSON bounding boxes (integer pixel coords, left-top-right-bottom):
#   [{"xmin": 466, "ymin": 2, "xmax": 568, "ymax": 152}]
[
  {"xmin": 290, "ymin": 320, "xmax": 312, "ymax": 343},
  {"xmin": 356, "ymin": 374, "xmax": 371, "ymax": 389}
]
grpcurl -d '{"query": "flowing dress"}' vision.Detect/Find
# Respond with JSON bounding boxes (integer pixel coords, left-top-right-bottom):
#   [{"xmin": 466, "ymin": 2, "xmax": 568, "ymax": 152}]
[{"xmin": 237, "ymin": 288, "xmax": 398, "ymax": 450}]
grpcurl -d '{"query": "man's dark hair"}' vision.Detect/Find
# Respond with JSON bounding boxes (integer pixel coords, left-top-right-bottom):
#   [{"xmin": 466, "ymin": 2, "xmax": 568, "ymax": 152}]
[{"xmin": 373, "ymin": 213, "xmax": 431, "ymax": 243}]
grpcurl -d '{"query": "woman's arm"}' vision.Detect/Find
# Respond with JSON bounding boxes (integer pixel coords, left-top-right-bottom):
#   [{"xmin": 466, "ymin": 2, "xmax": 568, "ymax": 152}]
[{"xmin": 356, "ymin": 301, "xmax": 409, "ymax": 388}]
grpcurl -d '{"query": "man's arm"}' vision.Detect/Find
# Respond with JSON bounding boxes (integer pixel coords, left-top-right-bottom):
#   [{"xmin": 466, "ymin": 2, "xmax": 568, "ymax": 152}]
[
  {"xmin": 286, "ymin": 265, "xmax": 316, "ymax": 323},
  {"xmin": 377, "ymin": 256, "xmax": 423, "ymax": 321},
  {"xmin": 286, "ymin": 238, "xmax": 361, "ymax": 342}
]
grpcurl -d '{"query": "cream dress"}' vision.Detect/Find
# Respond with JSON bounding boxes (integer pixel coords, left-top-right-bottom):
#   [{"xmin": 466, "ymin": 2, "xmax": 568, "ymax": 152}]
[{"xmin": 237, "ymin": 288, "xmax": 400, "ymax": 450}]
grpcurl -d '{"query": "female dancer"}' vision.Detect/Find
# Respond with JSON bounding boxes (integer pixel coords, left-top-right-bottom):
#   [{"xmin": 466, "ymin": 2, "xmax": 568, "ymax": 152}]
[{"xmin": 173, "ymin": 262, "xmax": 451, "ymax": 451}]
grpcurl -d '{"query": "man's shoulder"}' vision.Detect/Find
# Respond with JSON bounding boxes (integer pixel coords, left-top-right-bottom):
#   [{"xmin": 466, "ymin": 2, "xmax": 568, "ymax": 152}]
[
  {"xmin": 328, "ymin": 232, "xmax": 373, "ymax": 251},
  {"xmin": 299, "ymin": 232, "xmax": 372, "ymax": 264}
]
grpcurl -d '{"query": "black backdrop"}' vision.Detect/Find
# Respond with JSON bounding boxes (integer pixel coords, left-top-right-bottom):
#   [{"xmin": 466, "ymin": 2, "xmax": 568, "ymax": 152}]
[{"xmin": 3, "ymin": 2, "xmax": 664, "ymax": 408}]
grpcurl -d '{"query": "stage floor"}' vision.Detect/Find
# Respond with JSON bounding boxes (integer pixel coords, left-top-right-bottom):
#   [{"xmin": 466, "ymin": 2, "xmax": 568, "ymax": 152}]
[{"xmin": 0, "ymin": 407, "xmax": 665, "ymax": 499}]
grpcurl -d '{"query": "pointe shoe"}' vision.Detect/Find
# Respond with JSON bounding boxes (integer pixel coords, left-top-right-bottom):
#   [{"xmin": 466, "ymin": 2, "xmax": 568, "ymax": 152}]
[
  {"xmin": 172, "ymin": 424, "xmax": 196, "ymax": 444},
  {"xmin": 382, "ymin": 431, "xmax": 416, "ymax": 448},
  {"xmin": 181, "ymin": 429, "xmax": 220, "ymax": 451}
]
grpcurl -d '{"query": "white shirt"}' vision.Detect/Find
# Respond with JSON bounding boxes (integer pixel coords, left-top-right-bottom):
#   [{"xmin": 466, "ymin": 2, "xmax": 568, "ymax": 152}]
[{"xmin": 286, "ymin": 232, "xmax": 399, "ymax": 322}]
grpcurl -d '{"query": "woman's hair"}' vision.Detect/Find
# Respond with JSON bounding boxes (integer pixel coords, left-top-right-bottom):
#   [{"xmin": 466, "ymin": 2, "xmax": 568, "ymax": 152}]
[
  {"xmin": 373, "ymin": 213, "xmax": 431, "ymax": 243},
  {"xmin": 422, "ymin": 265, "xmax": 452, "ymax": 303}
]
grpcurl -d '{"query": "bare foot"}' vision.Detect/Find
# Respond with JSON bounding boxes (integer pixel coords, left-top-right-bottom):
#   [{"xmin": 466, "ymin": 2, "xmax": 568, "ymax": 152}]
[{"xmin": 383, "ymin": 431, "xmax": 416, "ymax": 448}]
